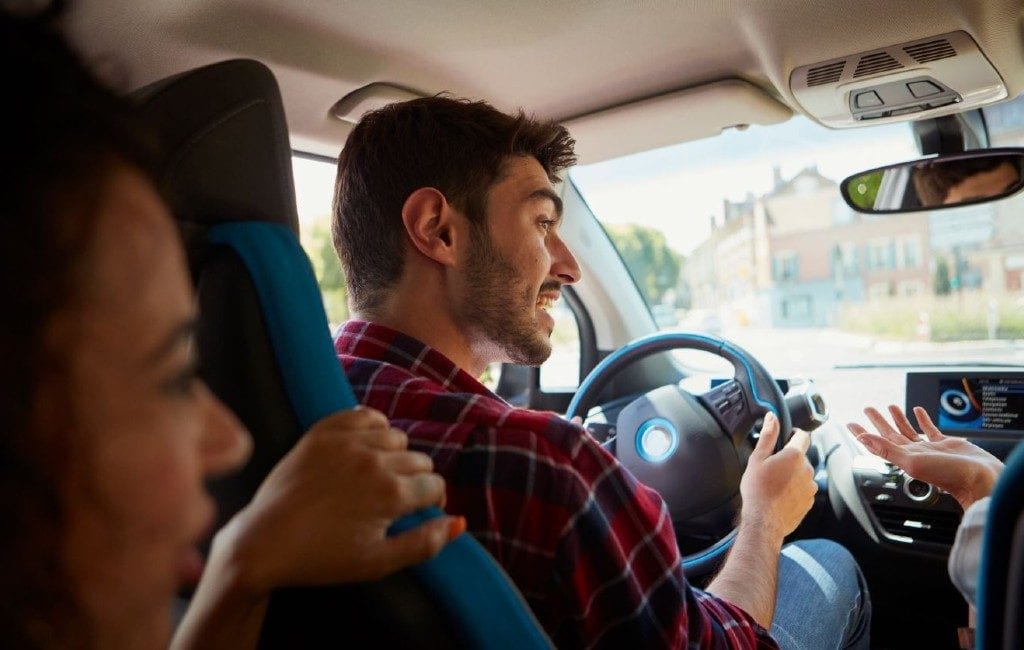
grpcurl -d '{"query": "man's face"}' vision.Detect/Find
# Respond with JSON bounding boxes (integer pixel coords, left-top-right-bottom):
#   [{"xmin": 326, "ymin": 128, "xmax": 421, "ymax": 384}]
[
  {"xmin": 944, "ymin": 161, "xmax": 1021, "ymax": 205},
  {"xmin": 455, "ymin": 156, "xmax": 581, "ymax": 366}
]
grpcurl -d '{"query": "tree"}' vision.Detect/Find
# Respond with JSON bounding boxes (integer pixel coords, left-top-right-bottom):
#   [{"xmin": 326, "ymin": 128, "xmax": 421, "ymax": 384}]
[
  {"xmin": 848, "ymin": 170, "xmax": 882, "ymax": 211},
  {"xmin": 934, "ymin": 256, "xmax": 952, "ymax": 295},
  {"xmin": 301, "ymin": 218, "xmax": 349, "ymax": 325},
  {"xmin": 604, "ymin": 223, "xmax": 684, "ymax": 306}
]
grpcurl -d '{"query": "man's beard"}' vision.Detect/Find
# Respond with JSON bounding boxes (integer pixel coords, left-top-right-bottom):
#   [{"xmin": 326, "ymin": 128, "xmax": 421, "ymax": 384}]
[{"xmin": 461, "ymin": 227, "xmax": 555, "ymax": 367}]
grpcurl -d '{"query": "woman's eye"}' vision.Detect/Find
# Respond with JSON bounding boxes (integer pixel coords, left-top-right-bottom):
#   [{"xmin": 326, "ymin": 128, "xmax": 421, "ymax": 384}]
[{"xmin": 163, "ymin": 365, "xmax": 200, "ymax": 397}]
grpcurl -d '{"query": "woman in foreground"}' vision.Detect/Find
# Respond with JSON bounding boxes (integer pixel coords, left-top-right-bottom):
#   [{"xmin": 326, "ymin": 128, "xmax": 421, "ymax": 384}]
[{"xmin": 0, "ymin": 7, "xmax": 460, "ymax": 647}]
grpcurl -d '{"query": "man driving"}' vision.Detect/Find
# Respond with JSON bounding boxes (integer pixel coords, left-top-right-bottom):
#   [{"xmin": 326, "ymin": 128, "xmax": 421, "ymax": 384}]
[{"xmin": 331, "ymin": 96, "xmax": 871, "ymax": 648}]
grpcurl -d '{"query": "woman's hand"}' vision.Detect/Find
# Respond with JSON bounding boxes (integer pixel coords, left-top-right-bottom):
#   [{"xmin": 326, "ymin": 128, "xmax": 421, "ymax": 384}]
[
  {"xmin": 847, "ymin": 405, "xmax": 1003, "ymax": 510},
  {"xmin": 174, "ymin": 407, "xmax": 463, "ymax": 649},
  {"xmin": 222, "ymin": 406, "xmax": 462, "ymax": 592}
]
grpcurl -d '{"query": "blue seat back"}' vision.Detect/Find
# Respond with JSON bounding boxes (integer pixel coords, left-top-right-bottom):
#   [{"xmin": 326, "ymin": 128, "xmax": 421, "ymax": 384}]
[
  {"xmin": 977, "ymin": 440, "xmax": 1024, "ymax": 649},
  {"xmin": 207, "ymin": 221, "xmax": 550, "ymax": 648},
  {"xmin": 134, "ymin": 59, "xmax": 549, "ymax": 648}
]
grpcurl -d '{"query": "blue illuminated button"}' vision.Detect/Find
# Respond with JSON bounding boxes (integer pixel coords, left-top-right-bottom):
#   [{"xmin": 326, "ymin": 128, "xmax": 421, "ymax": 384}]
[{"xmin": 636, "ymin": 417, "xmax": 679, "ymax": 463}]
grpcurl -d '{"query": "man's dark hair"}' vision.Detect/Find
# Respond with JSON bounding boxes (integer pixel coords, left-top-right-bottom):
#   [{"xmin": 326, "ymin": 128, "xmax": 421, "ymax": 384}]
[
  {"xmin": 332, "ymin": 96, "xmax": 577, "ymax": 312},
  {"xmin": 912, "ymin": 155, "xmax": 1022, "ymax": 205}
]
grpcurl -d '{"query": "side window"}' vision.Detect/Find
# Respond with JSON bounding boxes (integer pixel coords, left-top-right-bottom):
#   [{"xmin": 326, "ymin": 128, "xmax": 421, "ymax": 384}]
[
  {"xmin": 539, "ymin": 299, "xmax": 582, "ymax": 391},
  {"xmin": 293, "ymin": 156, "xmax": 349, "ymax": 330}
]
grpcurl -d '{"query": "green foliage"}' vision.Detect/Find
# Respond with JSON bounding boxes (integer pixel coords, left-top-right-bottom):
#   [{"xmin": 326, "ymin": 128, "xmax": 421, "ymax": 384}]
[
  {"xmin": 300, "ymin": 217, "xmax": 349, "ymax": 326},
  {"xmin": 604, "ymin": 223, "xmax": 684, "ymax": 306},
  {"xmin": 847, "ymin": 170, "xmax": 882, "ymax": 210},
  {"xmin": 839, "ymin": 293, "xmax": 1024, "ymax": 342}
]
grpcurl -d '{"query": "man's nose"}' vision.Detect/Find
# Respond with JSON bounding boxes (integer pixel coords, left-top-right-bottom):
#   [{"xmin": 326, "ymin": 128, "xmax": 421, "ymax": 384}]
[{"xmin": 550, "ymin": 234, "xmax": 581, "ymax": 285}]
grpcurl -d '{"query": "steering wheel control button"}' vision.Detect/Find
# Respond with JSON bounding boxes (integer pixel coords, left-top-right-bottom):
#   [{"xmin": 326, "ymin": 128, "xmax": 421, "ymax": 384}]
[
  {"xmin": 903, "ymin": 477, "xmax": 937, "ymax": 504},
  {"xmin": 874, "ymin": 493, "xmax": 894, "ymax": 502},
  {"xmin": 635, "ymin": 418, "xmax": 679, "ymax": 463}
]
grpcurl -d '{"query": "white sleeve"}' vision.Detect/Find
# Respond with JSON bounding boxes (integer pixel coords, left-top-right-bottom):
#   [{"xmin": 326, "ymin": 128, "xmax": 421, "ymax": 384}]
[{"xmin": 947, "ymin": 497, "xmax": 990, "ymax": 607}]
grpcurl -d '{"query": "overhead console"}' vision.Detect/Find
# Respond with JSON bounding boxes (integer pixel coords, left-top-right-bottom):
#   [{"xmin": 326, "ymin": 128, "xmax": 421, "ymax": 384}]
[{"xmin": 790, "ymin": 31, "xmax": 1007, "ymax": 128}]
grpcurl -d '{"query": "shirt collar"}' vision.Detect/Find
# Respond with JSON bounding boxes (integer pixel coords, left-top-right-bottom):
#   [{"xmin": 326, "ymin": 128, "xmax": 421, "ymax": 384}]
[{"xmin": 336, "ymin": 319, "xmax": 494, "ymax": 395}]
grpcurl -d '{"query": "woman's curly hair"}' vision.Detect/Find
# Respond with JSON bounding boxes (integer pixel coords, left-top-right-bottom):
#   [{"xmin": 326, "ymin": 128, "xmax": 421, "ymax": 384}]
[{"xmin": 0, "ymin": 4, "xmax": 155, "ymax": 646}]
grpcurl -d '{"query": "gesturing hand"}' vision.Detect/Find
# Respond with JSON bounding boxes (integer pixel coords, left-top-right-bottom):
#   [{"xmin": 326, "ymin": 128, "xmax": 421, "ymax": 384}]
[
  {"xmin": 847, "ymin": 405, "xmax": 1003, "ymax": 510},
  {"xmin": 739, "ymin": 412, "xmax": 817, "ymax": 541}
]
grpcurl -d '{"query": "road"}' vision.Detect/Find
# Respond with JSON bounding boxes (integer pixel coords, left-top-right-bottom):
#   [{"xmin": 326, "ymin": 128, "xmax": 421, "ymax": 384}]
[{"xmin": 703, "ymin": 326, "xmax": 1024, "ymax": 426}]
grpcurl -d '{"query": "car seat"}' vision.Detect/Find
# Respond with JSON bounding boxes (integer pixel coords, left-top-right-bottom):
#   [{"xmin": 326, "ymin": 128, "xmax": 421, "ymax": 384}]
[
  {"xmin": 976, "ymin": 440, "xmax": 1024, "ymax": 650},
  {"xmin": 133, "ymin": 58, "xmax": 550, "ymax": 649}
]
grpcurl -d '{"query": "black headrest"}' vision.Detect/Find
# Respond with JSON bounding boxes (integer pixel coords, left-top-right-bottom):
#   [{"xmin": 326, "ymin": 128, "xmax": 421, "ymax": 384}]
[{"xmin": 132, "ymin": 59, "xmax": 299, "ymax": 232}]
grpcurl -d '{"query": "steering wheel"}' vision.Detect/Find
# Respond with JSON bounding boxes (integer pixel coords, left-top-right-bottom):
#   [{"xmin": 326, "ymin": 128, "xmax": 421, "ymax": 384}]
[{"xmin": 565, "ymin": 332, "xmax": 792, "ymax": 574}]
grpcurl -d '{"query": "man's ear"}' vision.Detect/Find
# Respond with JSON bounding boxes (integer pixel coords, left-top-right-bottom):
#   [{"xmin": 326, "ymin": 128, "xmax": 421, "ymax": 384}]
[{"xmin": 401, "ymin": 187, "xmax": 461, "ymax": 266}]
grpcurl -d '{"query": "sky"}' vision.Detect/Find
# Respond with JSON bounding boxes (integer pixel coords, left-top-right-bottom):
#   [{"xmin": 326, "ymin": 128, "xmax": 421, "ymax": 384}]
[
  {"xmin": 570, "ymin": 116, "xmax": 920, "ymax": 255},
  {"xmin": 291, "ymin": 116, "xmax": 922, "ymax": 256},
  {"xmin": 293, "ymin": 156, "xmax": 337, "ymax": 225}
]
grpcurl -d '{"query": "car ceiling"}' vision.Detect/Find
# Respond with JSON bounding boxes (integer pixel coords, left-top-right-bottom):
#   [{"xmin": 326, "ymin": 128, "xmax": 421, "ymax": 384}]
[{"xmin": 63, "ymin": 0, "xmax": 1024, "ymax": 160}]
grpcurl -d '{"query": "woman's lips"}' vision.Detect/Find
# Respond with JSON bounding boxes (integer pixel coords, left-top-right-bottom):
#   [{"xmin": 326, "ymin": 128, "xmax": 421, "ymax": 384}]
[{"xmin": 176, "ymin": 545, "xmax": 205, "ymax": 589}]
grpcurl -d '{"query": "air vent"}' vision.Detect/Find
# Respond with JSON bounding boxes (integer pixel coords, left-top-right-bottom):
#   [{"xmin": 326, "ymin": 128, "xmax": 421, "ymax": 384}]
[
  {"xmin": 853, "ymin": 51, "xmax": 903, "ymax": 78},
  {"xmin": 871, "ymin": 503, "xmax": 960, "ymax": 546},
  {"xmin": 806, "ymin": 61, "xmax": 845, "ymax": 87},
  {"xmin": 904, "ymin": 38, "xmax": 957, "ymax": 64}
]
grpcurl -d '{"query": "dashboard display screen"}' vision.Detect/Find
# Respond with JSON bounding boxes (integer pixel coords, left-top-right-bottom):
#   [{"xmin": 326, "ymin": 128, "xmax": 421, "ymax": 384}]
[
  {"xmin": 906, "ymin": 371, "xmax": 1024, "ymax": 438},
  {"xmin": 937, "ymin": 378, "xmax": 1024, "ymax": 431}
]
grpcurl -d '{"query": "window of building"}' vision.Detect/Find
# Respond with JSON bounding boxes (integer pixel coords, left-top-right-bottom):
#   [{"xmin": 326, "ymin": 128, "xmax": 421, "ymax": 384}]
[{"xmin": 773, "ymin": 252, "xmax": 799, "ymax": 282}]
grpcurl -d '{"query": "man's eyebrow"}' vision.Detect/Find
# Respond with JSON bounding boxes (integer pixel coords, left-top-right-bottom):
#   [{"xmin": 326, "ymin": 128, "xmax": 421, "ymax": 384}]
[
  {"xmin": 526, "ymin": 188, "xmax": 563, "ymax": 217},
  {"xmin": 145, "ymin": 319, "xmax": 197, "ymax": 363}
]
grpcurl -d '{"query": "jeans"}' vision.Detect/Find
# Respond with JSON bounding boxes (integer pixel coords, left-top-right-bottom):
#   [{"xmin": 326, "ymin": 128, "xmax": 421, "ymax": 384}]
[{"xmin": 769, "ymin": 539, "xmax": 872, "ymax": 650}]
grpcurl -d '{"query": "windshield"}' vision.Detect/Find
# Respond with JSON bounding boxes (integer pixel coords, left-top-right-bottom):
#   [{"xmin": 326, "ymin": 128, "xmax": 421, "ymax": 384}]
[{"xmin": 572, "ymin": 101, "xmax": 1024, "ymax": 385}]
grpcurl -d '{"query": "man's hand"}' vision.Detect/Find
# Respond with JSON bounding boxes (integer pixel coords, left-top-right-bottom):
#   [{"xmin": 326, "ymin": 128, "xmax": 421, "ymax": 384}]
[
  {"xmin": 706, "ymin": 413, "xmax": 816, "ymax": 628},
  {"xmin": 847, "ymin": 405, "xmax": 1003, "ymax": 510},
  {"xmin": 739, "ymin": 412, "xmax": 816, "ymax": 541}
]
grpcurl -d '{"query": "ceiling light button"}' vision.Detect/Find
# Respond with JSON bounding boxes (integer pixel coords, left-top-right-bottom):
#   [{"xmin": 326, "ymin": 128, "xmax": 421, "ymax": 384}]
[
  {"xmin": 907, "ymin": 80, "xmax": 943, "ymax": 98},
  {"xmin": 854, "ymin": 91, "xmax": 883, "ymax": 108}
]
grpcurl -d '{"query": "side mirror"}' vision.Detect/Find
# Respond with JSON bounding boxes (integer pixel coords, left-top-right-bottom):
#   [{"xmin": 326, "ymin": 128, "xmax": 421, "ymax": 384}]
[{"xmin": 841, "ymin": 149, "xmax": 1024, "ymax": 213}]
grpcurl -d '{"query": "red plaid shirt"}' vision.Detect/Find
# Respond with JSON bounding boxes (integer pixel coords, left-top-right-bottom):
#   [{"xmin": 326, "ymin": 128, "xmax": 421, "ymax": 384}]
[{"xmin": 336, "ymin": 321, "xmax": 777, "ymax": 649}]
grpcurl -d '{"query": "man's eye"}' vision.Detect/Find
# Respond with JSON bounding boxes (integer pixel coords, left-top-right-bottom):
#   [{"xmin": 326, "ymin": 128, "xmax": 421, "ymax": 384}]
[{"xmin": 539, "ymin": 219, "xmax": 555, "ymax": 232}]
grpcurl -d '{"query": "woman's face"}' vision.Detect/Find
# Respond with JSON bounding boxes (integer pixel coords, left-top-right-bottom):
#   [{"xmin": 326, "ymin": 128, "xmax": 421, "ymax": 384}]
[{"xmin": 52, "ymin": 165, "xmax": 251, "ymax": 647}]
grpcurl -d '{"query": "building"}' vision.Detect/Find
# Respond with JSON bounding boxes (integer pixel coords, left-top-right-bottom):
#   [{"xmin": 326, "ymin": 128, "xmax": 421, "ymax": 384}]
[{"xmin": 685, "ymin": 166, "xmax": 933, "ymax": 327}]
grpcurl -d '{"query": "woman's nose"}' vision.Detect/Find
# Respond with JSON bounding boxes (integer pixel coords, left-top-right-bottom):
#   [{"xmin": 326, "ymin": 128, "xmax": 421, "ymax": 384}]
[{"xmin": 197, "ymin": 382, "xmax": 252, "ymax": 477}]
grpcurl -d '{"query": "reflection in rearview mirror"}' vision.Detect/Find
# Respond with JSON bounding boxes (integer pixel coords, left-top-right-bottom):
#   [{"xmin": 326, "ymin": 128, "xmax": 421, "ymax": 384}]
[{"xmin": 841, "ymin": 149, "xmax": 1024, "ymax": 214}]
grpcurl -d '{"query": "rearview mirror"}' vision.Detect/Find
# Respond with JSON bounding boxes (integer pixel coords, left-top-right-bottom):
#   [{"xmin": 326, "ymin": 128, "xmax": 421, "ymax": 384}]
[{"xmin": 840, "ymin": 149, "xmax": 1024, "ymax": 214}]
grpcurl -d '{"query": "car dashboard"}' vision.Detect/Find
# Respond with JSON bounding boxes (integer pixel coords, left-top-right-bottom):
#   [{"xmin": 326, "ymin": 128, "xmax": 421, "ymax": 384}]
[
  {"xmin": 587, "ymin": 363, "xmax": 1024, "ymax": 559},
  {"xmin": 821, "ymin": 368, "xmax": 1024, "ymax": 556}
]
